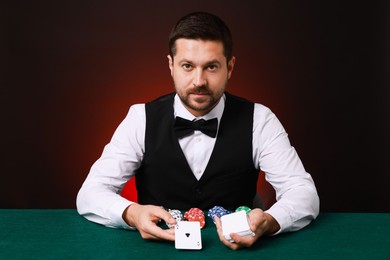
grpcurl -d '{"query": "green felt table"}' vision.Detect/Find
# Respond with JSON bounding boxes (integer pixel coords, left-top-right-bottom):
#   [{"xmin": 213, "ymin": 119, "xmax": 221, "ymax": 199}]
[{"xmin": 0, "ymin": 210, "xmax": 389, "ymax": 259}]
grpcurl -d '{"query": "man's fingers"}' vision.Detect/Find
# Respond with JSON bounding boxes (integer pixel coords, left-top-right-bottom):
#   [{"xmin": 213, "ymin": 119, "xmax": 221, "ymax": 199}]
[
  {"xmin": 140, "ymin": 223, "xmax": 175, "ymax": 241},
  {"xmin": 146, "ymin": 206, "xmax": 176, "ymax": 241},
  {"xmin": 153, "ymin": 207, "xmax": 177, "ymax": 226},
  {"xmin": 214, "ymin": 216, "xmax": 226, "ymax": 241},
  {"xmin": 214, "ymin": 216, "xmax": 239, "ymax": 250},
  {"xmin": 230, "ymin": 233, "xmax": 255, "ymax": 248},
  {"xmin": 214, "ymin": 214, "xmax": 258, "ymax": 250},
  {"xmin": 128, "ymin": 205, "xmax": 177, "ymax": 241},
  {"xmin": 150, "ymin": 227, "xmax": 175, "ymax": 241}
]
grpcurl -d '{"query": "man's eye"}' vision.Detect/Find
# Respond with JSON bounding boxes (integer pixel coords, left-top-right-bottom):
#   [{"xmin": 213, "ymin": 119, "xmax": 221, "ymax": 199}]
[
  {"xmin": 208, "ymin": 65, "xmax": 218, "ymax": 71},
  {"xmin": 182, "ymin": 64, "xmax": 192, "ymax": 70}
]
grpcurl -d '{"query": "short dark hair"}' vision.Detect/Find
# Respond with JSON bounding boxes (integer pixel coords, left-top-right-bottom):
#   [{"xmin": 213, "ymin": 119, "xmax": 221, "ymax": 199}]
[{"xmin": 168, "ymin": 12, "xmax": 233, "ymax": 62}]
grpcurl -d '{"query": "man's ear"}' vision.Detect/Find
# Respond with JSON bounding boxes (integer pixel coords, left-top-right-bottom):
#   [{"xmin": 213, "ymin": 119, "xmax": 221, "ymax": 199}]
[
  {"xmin": 227, "ymin": 56, "xmax": 236, "ymax": 79},
  {"xmin": 167, "ymin": 55, "xmax": 174, "ymax": 76}
]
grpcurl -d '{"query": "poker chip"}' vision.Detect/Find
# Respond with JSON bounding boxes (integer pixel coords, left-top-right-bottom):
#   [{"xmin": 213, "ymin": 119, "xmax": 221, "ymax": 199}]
[
  {"xmin": 184, "ymin": 208, "xmax": 204, "ymax": 219},
  {"xmin": 235, "ymin": 206, "xmax": 252, "ymax": 214},
  {"xmin": 184, "ymin": 208, "xmax": 206, "ymax": 228},
  {"xmin": 169, "ymin": 209, "xmax": 183, "ymax": 220},
  {"xmin": 207, "ymin": 206, "xmax": 232, "ymax": 223},
  {"xmin": 166, "ymin": 209, "xmax": 183, "ymax": 228}
]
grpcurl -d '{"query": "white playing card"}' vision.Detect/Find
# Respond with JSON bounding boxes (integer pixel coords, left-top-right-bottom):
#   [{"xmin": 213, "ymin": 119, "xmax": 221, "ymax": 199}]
[
  {"xmin": 175, "ymin": 221, "xmax": 202, "ymax": 250},
  {"xmin": 221, "ymin": 210, "xmax": 255, "ymax": 242}
]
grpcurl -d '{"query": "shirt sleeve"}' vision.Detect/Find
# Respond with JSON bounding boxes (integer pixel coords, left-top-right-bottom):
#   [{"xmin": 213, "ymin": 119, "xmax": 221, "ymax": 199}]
[
  {"xmin": 252, "ymin": 104, "xmax": 320, "ymax": 234},
  {"xmin": 76, "ymin": 104, "xmax": 146, "ymax": 229}
]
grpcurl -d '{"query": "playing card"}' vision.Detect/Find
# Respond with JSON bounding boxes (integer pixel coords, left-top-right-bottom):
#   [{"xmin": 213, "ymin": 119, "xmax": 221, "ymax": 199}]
[
  {"xmin": 175, "ymin": 221, "xmax": 202, "ymax": 250},
  {"xmin": 221, "ymin": 210, "xmax": 255, "ymax": 242}
]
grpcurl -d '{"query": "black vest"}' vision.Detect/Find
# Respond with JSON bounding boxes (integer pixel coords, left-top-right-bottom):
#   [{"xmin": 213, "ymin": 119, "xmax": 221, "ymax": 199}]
[{"xmin": 135, "ymin": 92, "xmax": 259, "ymax": 211}]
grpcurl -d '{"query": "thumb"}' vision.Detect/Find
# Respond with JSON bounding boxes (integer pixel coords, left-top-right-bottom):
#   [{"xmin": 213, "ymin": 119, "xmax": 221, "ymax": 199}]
[{"xmin": 157, "ymin": 208, "xmax": 177, "ymax": 226}]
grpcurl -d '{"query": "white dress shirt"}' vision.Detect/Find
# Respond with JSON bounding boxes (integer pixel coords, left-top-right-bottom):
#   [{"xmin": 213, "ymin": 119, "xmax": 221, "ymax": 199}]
[{"xmin": 77, "ymin": 94, "xmax": 320, "ymax": 233}]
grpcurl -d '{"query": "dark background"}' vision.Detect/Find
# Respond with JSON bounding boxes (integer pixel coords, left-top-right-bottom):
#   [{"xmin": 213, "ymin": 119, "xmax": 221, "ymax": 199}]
[{"xmin": 2, "ymin": 1, "xmax": 389, "ymax": 212}]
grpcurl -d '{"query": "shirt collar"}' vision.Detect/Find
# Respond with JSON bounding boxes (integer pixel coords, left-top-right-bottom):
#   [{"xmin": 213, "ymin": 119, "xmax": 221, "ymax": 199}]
[{"xmin": 173, "ymin": 93, "xmax": 225, "ymax": 122}]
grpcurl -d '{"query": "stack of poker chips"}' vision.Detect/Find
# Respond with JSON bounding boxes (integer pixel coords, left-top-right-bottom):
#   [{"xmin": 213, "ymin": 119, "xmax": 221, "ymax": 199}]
[
  {"xmin": 166, "ymin": 209, "xmax": 183, "ymax": 228},
  {"xmin": 184, "ymin": 208, "xmax": 206, "ymax": 228},
  {"xmin": 235, "ymin": 206, "xmax": 252, "ymax": 214},
  {"xmin": 165, "ymin": 205, "xmax": 252, "ymax": 229},
  {"xmin": 207, "ymin": 206, "xmax": 233, "ymax": 223},
  {"xmin": 207, "ymin": 205, "xmax": 252, "ymax": 224}
]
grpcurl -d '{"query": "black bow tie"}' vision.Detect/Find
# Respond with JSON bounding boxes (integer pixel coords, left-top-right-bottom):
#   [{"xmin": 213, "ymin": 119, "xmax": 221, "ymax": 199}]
[{"xmin": 174, "ymin": 116, "xmax": 218, "ymax": 138}]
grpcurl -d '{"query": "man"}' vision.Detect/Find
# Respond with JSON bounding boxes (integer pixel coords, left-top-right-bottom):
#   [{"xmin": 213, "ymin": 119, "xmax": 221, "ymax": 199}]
[{"xmin": 77, "ymin": 11, "xmax": 319, "ymax": 250}]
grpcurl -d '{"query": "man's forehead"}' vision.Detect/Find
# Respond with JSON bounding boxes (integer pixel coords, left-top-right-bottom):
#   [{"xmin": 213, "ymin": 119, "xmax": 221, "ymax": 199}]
[{"xmin": 173, "ymin": 39, "xmax": 226, "ymax": 63}]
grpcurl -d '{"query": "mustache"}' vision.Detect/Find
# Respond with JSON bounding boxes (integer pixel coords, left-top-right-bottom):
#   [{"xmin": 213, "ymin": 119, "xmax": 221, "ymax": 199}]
[{"xmin": 188, "ymin": 85, "xmax": 209, "ymax": 94}]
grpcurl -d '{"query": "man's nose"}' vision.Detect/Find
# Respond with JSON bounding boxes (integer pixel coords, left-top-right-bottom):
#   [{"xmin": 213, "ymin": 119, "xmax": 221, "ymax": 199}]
[{"xmin": 193, "ymin": 68, "xmax": 206, "ymax": 87}]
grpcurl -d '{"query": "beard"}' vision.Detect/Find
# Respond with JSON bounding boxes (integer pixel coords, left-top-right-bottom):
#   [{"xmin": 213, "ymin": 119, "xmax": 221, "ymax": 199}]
[{"xmin": 176, "ymin": 85, "xmax": 225, "ymax": 115}]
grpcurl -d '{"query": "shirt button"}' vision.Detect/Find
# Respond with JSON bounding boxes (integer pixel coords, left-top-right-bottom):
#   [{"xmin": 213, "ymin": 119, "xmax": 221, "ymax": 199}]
[{"xmin": 195, "ymin": 137, "xmax": 201, "ymax": 143}]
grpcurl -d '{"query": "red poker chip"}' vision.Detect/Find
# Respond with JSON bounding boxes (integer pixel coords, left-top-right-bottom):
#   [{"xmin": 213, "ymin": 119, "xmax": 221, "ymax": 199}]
[
  {"xmin": 184, "ymin": 208, "xmax": 206, "ymax": 228},
  {"xmin": 184, "ymin": 208, "xmax": 204, "ymax": 218},
  {"xmin": 186, "ymin": 215, "xmax": 205, "ymax": 228}
]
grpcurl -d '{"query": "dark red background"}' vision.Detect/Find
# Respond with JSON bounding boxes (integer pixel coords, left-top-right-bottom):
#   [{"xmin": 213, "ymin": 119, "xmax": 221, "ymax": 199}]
[{"xmin": 3, "ymin": 1, "xmax": 389, "ymax": 211}]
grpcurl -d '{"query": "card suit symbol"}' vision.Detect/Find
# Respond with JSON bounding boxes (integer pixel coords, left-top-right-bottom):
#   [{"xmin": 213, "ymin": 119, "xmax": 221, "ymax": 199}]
[{"xmin": 185, "ymin": 233, "xmax": 190, "ymax": 237}]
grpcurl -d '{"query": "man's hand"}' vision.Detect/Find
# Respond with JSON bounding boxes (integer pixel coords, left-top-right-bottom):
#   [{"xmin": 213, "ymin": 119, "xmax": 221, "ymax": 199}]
[
  {"xmin": 122, "ymin": 204, "xmax": 176, "ymax": 241},
  {"xmin": 214, "ymin": 208, "xmax": 280, "ymax": 250}
]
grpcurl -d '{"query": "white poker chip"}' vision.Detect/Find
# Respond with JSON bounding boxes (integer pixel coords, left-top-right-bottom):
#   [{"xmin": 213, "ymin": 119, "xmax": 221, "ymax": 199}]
[{"xmin": 166, "ymin": 209, "xmax": 183, "ymax": 228}]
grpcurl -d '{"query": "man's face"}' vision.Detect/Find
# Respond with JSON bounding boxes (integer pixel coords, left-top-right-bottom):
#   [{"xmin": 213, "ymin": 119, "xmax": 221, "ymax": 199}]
[{"xmin": 168, "ymin": 39, "xmax": 235, "ymax": 117}]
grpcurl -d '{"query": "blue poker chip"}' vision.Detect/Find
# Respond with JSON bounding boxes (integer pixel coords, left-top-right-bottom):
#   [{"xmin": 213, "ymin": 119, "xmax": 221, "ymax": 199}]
[{"xmin": 207, "ymin": 206, "xmax": 232, "ymax": 223}]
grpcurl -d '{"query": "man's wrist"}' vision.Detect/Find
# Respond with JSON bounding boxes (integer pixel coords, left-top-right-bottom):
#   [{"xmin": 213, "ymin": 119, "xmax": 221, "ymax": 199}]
[
  {"xmin": 122, "ymin": 203, "xmax": 138, "ymax": 228},
  {"xmin": 263, "ymin": 212, "xmax": 281, "ymax": 235}
]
